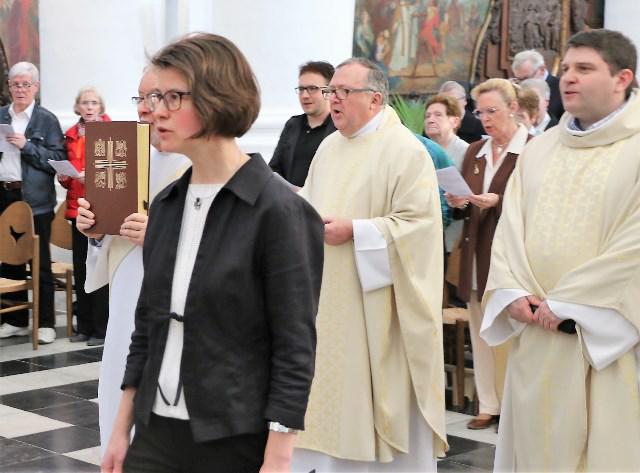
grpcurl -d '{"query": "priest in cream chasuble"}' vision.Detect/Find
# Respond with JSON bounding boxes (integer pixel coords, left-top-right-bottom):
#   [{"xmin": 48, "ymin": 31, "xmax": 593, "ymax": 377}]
[
  {"xmin": 481, "ymin": 30, "xmax": 640, "ymax": 472},
  {"xmin": 292, "ymin": 58, "xmax": 447, "ymax": 472}
]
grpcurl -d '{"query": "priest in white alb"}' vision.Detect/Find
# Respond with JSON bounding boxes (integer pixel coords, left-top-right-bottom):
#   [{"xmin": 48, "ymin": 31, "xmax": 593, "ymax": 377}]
[
  {"xmin": 480, "ymin": 29, "xmax": 640, "ymax": 471},
  {"xmin": 292, "ymin": 57, "xmax": 447, "ymax": 472}
]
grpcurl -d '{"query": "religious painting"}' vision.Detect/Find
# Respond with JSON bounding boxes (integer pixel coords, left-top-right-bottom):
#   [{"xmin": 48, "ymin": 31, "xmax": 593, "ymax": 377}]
[
  {"xmin": 0, "ymin": 0, "xmax": 40, "ymax": 106},
  {"xmin": 353, "ymin": 0, "xmax": 492, "ymax": 94}
]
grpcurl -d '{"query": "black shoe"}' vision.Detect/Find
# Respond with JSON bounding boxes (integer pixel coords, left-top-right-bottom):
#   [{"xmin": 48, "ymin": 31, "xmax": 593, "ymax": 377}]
[
  {"xmin": 87, "ymin": 337, "xmax": 105, "ymax": 346},
  {"xmin": 69, "ymin": 333, "xmax": 90, "ymax": 343}
]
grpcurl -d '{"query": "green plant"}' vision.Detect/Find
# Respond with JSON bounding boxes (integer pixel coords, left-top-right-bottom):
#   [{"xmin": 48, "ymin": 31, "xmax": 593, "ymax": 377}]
[{"xmin": 390, "ymin": 94, "xmax": 426, "ymax": 135}]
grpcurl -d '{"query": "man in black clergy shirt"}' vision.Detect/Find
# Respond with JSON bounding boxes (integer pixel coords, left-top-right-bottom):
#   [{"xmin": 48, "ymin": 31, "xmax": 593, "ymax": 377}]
[{"xmin": 269, "ymin": 61, "xmax": 336, "ymax": 187}]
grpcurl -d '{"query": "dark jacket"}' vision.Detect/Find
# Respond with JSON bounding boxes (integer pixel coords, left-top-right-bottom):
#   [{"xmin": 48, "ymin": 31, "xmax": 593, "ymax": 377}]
[
  {"xmin": 546, "ymin": 74, "xmax": 564, "ymax": 121},
  {"xmin": 453, "ymin": 139, "xmax": 521, "ymax": 302},
  {"xmin": 268, "ymin": 113, "xmax": 336, "ymax": 186},
  {"xmin": 122, "ymin": 155, "xmax": 324, "ymax": 442},
  {"xmin": 457, "ymin": 110, "xmax": 485, "ymax": 144},
  {"xmin": 545, "ymin": 113, "xmax": 559, "ymax": 131},
  {"xmin": 0, "ymin": 103, "xmax": 66, "ymax": 215}
]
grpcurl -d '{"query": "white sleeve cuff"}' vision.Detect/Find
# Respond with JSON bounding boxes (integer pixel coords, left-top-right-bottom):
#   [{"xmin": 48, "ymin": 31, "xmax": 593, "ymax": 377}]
[
  {"xmin": 547, "ymin": 300, "xmax": 640, "ymax": 370},
  {"xmin": 352, "ymin": 219, "xmax": 392, "ymax": 292},
  {"xmin": 480, "ymin": 288, "xmax": 530, "ymax": 346},
  {"xmin": 84, "ymin": 235, "xmax": 112, "ymax": 293}
]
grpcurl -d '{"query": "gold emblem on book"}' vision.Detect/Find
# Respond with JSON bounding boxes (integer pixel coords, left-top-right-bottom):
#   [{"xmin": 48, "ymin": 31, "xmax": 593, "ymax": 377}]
[
  {"xmin": 94, "ymin": 139, "xmax": 106, "ymax": 157},
  {"xmin": 95, "ymin": 171, "xmax": 107, "ymax": 188},
  {"xmin": 115, "ymin": 171, "xmax": 127, "ymax": 190},
  {"xmin": 94, "ymin": 137, "xmax": 128, "ymax": 191}
]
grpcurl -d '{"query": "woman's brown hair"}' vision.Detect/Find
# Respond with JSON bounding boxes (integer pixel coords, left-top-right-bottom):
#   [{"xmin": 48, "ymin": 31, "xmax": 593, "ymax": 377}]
[{"xmin": 151, "ymin": 32, "xmax": 260, "ymax": 138}]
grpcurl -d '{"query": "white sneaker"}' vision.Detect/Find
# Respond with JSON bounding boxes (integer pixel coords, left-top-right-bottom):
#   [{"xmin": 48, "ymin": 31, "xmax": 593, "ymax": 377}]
[
  {"xmin": 38, "ymin": 327, "xmax": 56, "ymax": 344},
  {"xmin": 0, "ymin": 323, "xmax": 30, "ymax": 338}
]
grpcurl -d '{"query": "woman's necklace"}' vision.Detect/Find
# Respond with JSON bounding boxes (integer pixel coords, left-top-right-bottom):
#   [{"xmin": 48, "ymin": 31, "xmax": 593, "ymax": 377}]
[{"xmin": 187, "ymin": 186, "xmax": 220, "ymax": 210}]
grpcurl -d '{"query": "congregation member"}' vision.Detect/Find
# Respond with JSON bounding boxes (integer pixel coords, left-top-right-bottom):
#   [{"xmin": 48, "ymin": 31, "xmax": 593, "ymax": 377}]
[
  {"xmin": 269, "ymin": 61, "xmax": 336, "ymax": 187},
  {"xmin": 415, "ymin": 133, "xmax": 453, "ymax": 229},
  {"xmin": 515, "ymin": 87, "xmax": 540, "ymax": 132},
  {"xmin": 439, "ymin": 80, "xmax": 484, "ymax": 144},
  {"xmin": 424, "ymin": 94, "xmax": 469, "ymax": 169},
  {"xmin": 99, "ymin": 33, "xmax": 324, "ymax": 473},
  {"xmin": 77, "ymin": 68, "xmax": 190, "ymax": 451},
  {"xmin": 482, "ymin": 29, "xmax": 640, "ymax": 471},
  {"xmin": 424, "ymin": 94, "xmax": 469, "ymax": 254},
  {"xmin": 293, "ymin": 57, "xmax": 447, "ymax": 472},
  {"xmin": 445, "ymin": 78, "xmax": 529, "ymax": 431},
  {"xmin": 511, "ymin": 49, "xmax": 564, "ymax": 120},
  {"xmin": 0, "ymin": 61, "xmax": 65, "ymax": 344},
  {"xmin": 58, "ymin": 87, "xmax": 110, "ymax": 346},
  {"xmin": 520, "ymin": 78, "xmax": 559, "ymax": 135}
]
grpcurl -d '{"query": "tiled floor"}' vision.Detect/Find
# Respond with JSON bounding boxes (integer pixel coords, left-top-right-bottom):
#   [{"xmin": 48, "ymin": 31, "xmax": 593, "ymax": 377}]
[{"xmin": 0, "ymin": 297, "xmax": 497, "ymax": 472}]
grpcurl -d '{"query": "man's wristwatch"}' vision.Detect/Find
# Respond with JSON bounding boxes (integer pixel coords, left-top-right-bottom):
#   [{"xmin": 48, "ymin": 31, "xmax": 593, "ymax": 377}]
[{"xmin": 268, "ymin": 421, "xmax": 298, "ymax": 434}]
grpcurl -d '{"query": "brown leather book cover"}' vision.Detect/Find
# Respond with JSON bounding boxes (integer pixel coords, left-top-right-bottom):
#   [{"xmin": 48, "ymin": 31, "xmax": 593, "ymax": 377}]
[{"xmin": 85, "ymin": 121, "xmax": 150, "ymax": 235}]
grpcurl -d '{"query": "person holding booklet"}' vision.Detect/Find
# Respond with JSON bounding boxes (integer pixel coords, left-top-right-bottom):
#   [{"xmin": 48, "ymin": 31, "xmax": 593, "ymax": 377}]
[
  {"xmin": 444, "ymin": 78, "xmax": 530, "ymax": 430},
  {"xmin": 76, "ymin": 68, "xmax": 191, "ymax": 454},
  {"xmin": 95, "ymin": 33, "xmax": 324, "ymax": 473},
  {"xmin": 58, "ymin": 87, "xmax": 110, "ymax": 346}
]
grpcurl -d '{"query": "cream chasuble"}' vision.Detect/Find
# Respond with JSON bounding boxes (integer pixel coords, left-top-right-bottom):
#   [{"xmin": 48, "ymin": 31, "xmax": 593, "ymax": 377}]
[
  {"xmin": 296, "ymin": 106, "xmax": 447, "ymax": 464},
  {"xmin": 481, "ymin": 91, "xmax": 640, "ymax": 471}
]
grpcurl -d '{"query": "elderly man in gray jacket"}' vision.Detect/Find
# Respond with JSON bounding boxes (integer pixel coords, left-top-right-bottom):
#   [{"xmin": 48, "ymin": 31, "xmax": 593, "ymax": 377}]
[{"xmin": 0, "ymin": 61, "xmax": 66, "ymax": 344}]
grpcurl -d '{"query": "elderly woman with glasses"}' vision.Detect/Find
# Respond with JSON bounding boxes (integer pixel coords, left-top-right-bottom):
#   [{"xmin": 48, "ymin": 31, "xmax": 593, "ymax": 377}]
[
  {"xmin": 445, "ymin": 78, "xmax": 530, "ymax": 430},
  {"xmin": 99, "ymin": 33, "xmax": 324, "ymax": 473},
  {"xmin": 58, "ymin": 87, "xmax": 110, "ymax": 346}
]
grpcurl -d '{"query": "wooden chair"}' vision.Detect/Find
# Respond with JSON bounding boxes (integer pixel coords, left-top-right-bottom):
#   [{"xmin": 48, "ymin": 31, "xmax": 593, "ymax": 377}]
[
  {"xmin": 443, "ymin": 307, "xmax": 472, "ymax": 410},
  {"xmin": 0, "ymin": 201, "xmax": 40, "ymax": 350},
  {"xmin": 50, "ymin": 202, "xmax": 74, "ymax": 337}
]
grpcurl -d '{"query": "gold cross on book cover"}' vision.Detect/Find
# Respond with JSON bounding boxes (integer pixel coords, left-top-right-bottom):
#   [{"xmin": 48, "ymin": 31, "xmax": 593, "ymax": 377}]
[{"xmin": 85, "ymin": 121, "xmax": 150, "ymax": 235}]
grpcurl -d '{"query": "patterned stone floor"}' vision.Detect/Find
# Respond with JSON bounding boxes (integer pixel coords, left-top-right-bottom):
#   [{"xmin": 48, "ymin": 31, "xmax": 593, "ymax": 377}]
[{"xmin": 0, "ymin": 298, "xmax": 496, "ymax": 472}]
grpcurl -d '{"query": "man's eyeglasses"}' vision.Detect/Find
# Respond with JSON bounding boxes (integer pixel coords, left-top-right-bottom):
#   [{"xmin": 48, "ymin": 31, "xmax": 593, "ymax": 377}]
[
  {"xmin": 131, "ymin": 91, "xmax": 192, "ymax": 111},
  {"xmin": 295, "ymin": 85, "xmax": 324, "ymax": 95},
  {"xmin": 472, "ymin": 107, "xmax": 502, "ymax": 119},
  {"xmin": 321, "ymin": 87, "xmax": 377, "ymax": 100},
  {"xmin": 8, "ymin": 82, "xmax": 33, "ymax": 90}
]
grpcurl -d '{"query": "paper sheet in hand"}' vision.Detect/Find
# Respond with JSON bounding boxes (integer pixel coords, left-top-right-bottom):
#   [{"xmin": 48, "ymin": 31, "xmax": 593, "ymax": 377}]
[
  {"xmin": 48, "ymin": 160, "xmax": 82, "ymax": 178},
  {"xmin": 436, "ymin": 166, "xmax": 473, "ymax": 196},
  {"xmin": 0, "ymin": 124, "xmax": 15, "ymax": 152}
]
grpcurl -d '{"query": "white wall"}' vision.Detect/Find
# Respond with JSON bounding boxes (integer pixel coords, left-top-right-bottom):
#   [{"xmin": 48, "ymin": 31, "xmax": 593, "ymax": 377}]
[
  {"xmin": 39, "ymin": 0, "xmax": 165, "ymax": 128},
  {"xmin": 38, "ymin": 0, "xmax": 355, "ymax": 160},
  {"xmin": 605, "ymin": 0, "xmax": 640, "ymax": 74}
]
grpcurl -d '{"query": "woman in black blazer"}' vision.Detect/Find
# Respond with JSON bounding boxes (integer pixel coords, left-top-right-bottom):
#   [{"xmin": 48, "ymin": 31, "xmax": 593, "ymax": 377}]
[{"xmin": 99, "ymin": 33, "xmax": 324, "ymax": 473}]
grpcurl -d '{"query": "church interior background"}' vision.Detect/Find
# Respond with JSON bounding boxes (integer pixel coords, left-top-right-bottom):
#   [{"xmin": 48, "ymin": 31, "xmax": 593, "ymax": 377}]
[{"xmin": 0, "ymin": 0, "xmax": 635, "ymax": 471}]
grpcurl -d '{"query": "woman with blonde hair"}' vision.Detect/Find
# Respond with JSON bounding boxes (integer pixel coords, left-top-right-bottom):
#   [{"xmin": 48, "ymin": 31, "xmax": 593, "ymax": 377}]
[
  {"xmin": 445, "ymin": 78, "xmax": 530, "ymax": 430},
  {"xmin": 58, "ymin": 87, "xmax": 110, "ymax": 345}
]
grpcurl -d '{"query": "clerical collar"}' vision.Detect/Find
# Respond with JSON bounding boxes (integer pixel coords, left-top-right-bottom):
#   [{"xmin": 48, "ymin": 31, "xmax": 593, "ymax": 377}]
[
  {"xmin": 566, "ymin": 99, "xmax": 629, "ymax": 136},
  {"xmin": 349, "ymin": 109, "xmax": 384, "ymax": 139}
]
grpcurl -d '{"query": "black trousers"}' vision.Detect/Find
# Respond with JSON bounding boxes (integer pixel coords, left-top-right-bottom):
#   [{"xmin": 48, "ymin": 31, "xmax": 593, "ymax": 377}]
[
  {"xmin": 70, "ymin": 220, "xmax": 109, "ymax": 338},
  {"xmin": 0, "ymin": 187, "xmax": 55, "ymax": 328},
  {"xmin": 123, "ymin": 413, "xmax": 267, "ymax": 473}
]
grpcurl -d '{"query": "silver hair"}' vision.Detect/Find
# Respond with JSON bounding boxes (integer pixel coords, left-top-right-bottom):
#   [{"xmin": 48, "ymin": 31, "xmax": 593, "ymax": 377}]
[
  {"xmin": 74, "ymin": 86, "xmax": 106, "ymax": 115},
  {"xmin": 337, "ymin": 57, "xmax": 389, "ymax": 105},
  {"xmin": 9, "ymin": 61, "xmax": 40, "ymax": 83},
  {"xmin": 438, "ymin": 80, "xmax": 466, "ymax": 100},
  {"xmin": 520, "ymin": 78, "xmax": 550, "ymax": 100},
  {"xmin": 512, "ymin": 50, "xmax": 545, "ymax": 72}
]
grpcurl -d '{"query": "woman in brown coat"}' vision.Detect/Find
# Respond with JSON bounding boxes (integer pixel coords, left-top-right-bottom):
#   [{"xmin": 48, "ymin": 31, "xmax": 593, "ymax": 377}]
[{"xmin": 446, "ymin": 78, "xmax": 530, "ymax": 430}]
